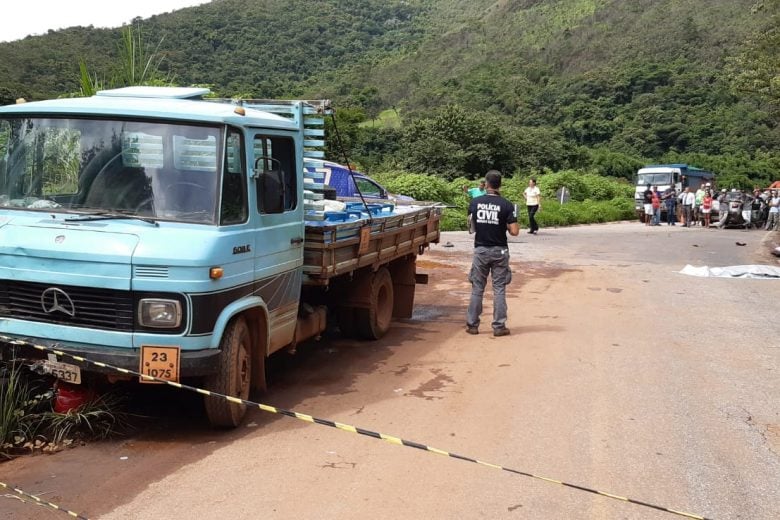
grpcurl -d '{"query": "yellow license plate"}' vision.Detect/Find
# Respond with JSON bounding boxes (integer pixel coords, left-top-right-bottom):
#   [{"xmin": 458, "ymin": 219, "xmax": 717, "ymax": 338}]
[{"xmin": 139, "ymin": 345, "xmax": 180, "ymax": 384}]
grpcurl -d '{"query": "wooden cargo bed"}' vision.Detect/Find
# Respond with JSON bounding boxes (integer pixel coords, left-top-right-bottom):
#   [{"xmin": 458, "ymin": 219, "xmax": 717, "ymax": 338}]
[{"xmin": 302, "ymin": 203, "xmax": 441, "ymax": 286}]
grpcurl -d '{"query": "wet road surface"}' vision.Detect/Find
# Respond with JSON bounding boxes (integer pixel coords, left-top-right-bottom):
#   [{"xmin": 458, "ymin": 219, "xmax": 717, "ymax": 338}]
[{"xmin": 2, "ymin": 222, "xmax": 779, "ymax": 519}]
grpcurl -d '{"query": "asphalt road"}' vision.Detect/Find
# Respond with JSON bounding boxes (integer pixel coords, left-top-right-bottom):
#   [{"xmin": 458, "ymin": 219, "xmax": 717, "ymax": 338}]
[{"xmin": 2, "ymin": 222, "xmax": 779, "ymax": 520}]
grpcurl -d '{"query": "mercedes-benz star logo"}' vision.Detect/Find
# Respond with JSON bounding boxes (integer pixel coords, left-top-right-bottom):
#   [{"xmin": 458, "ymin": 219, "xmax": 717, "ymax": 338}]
[{"xmin": 41, "ymin": 288, "xmax": 76, "ymax": 317}]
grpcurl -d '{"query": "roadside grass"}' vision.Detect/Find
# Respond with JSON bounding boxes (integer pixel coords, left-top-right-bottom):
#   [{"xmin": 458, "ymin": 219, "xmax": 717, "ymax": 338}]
[
  {"xmin": 374, "ymin": 170, "xmax": 636, "ymax": 231},
  {"xmin": 0, "ymin": 361, "xmax": 31, "ymax": 458},
  {"xmin": 440, "ymin": 198, "xmax": 636, "ymax": 231},
  {"xmin": 1, "ymin": 360, "xmax": 133, "ymax": 459}
]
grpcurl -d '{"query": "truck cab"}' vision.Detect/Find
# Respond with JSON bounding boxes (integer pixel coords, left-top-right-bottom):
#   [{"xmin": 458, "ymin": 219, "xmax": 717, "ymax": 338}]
[
  {"xmin": 0, "ymin": 87, "xmax": 317, "ymax": 423},
  {"xmin": 634, "ymin": 164, "xmax": 715, "ymax": 218}
]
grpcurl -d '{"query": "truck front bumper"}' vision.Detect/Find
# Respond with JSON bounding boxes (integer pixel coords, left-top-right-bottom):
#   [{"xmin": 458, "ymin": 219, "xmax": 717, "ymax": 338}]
[{"xmin": 0, "ymin": 336, "xmax": 220, "ymax": 378}]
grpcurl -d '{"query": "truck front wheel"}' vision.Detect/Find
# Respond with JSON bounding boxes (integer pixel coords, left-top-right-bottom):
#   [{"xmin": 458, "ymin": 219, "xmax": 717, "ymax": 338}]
[
  {"xmin": 204, "ymin": 317, "xmax": 252, "ymax": 428},
  {"xmin": 356, "ymin": 267, "xmax": 394, "ymax": 340}
]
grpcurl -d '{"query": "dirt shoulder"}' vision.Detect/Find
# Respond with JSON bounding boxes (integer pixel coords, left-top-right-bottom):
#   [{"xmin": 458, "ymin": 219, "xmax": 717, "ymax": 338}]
[{"xmin": 1, "ymin": 224, "xmax": 778, "ymax": 520}]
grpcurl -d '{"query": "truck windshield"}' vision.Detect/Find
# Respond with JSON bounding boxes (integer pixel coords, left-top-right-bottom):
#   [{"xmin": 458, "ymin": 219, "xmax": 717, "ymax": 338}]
[
  {"xmin": 637, "ymin": 173, "xmax": 672, "ymax": 185},
  {"xmin": 0, "ymin": 117, "xmax": 224, "ymax": 224}
]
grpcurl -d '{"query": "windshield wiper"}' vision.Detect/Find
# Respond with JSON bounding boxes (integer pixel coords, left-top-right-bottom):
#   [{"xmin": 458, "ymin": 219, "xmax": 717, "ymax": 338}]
[{"xmin": 64, "ymin": 211, "xmax": 158, "ymax": 226}]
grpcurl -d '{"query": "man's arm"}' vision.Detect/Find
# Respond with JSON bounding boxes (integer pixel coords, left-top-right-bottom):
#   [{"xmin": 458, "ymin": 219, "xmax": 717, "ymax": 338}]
[
  {"xmin": 467, "ymin": 199, "xmax": 476, "ymax": 233},
  {"xmin": 507, "ymin": 222, "xmax": 520, "ymax": 236}
]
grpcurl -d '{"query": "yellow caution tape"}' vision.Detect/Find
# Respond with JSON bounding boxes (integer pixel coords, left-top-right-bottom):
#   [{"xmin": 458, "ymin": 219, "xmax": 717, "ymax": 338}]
[{"xmin": 0, "ymin": 337, "xmax": 712, "ymax": 520}]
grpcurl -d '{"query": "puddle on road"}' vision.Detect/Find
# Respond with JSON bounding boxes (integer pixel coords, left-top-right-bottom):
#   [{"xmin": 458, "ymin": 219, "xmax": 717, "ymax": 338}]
[
  {"xmin": 406, "ymin": 368, "xmax": 455, "ymax": 401},
  {"xmin": 408, "ymin": 304, "xmax": 462, "ymax": 322},
  {"xmin": 393, "ymin": 363, "xmax": 410, "ymax": 376}
]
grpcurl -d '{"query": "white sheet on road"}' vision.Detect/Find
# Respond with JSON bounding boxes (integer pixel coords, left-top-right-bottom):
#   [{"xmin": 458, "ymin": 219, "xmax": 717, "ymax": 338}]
[{"xmin": 680, "ymin": 264, "xmax": 780, "ymax": 279}]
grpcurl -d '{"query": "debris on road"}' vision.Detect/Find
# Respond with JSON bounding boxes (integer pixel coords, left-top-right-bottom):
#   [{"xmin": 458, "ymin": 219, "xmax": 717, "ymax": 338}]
[{"xmin": 679, "ymin": 264, "xmax": 780, "ymax": 278}]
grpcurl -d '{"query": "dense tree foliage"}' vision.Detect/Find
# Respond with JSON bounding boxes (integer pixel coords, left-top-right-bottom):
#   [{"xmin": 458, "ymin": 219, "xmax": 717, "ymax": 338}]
[{"xmin": 0, "ymin": 0, "xmax": 777, "ymax": 188}]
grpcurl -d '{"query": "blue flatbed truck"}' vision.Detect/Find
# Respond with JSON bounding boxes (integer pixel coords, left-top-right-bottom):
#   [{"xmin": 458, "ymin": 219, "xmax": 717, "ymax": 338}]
[{"xmin": 0, "ymin": 87, "xmax": 440, "ymax": 427}]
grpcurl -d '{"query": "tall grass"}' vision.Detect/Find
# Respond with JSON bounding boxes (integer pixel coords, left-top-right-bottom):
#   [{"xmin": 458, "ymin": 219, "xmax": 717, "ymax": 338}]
[
  {"xmin": 1, "ymin": 361, "xmax": 32, "ymax": 458},
  {"xmin": 2, "ymin": 361, "xmax": 133, "ymax": 458}
]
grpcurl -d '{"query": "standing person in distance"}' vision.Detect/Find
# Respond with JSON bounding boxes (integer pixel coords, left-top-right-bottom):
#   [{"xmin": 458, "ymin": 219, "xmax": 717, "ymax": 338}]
[
  {"xmin": 694, "ymin": 184, "xmax": 706, "ymax": 226},
  {"xmin": 524, "ymin": 178, "xmax": 541, "ymax": 234},
  {"xmin": 651, "ymin": 186, "xmax": 662, "ymax": 226},
  {"xmin": 662, "ymin": 185, "xmax": 677, "ymax": 225},
  {"xmin": 466, "ymin": 170, "xmax": 519, "ymax": 337},
  {"xmin": 682, "ymin": 187, "xmax": 695, "ymax": 227},
  {"xmin": 767, "ymin": 190, "xmax": 780, "ymax": 231},
  {"xmin": 643, "ymin": 183, "xmax": 653, "ymax": 226},
  {"xmin": 702, "ymin": 189, "xmax": 713, "ymax": 228},
  {"xmin": 463, "ymin": 179, "xmax": 487, "ymax": 199}
]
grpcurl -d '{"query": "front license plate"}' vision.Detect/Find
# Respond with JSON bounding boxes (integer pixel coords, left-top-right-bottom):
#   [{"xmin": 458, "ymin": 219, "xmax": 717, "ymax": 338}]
[
  {"xmin": 42, "ymin": 360, "xmax": 82, "ymax": 385},
  {"xmin": 139, "ymin": 345, "xmax": 180, "ymax": 384}
]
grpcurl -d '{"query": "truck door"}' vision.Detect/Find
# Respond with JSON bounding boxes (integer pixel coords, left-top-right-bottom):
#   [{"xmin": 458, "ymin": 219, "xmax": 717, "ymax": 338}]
[{"xmin": 250, "ymin": 132, "xmax": 304, "ymax": 352}]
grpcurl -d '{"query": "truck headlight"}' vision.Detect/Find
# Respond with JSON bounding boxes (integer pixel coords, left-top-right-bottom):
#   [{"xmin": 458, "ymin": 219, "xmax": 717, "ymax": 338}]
[{"xmin": 138, "ymin": 299, "xmax": 182, "ymax": 328}]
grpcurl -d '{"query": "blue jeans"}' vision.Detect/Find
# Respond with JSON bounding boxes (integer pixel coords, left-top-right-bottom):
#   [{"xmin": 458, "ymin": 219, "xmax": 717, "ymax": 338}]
[
  {"xmin": 652, "ymin": 206, "xmax": 661, "ymax": 225},
  {"xmin": 666, "ymin": 202, "xmax": 676, "ymax": 224},
  {"xmin": 466, "ymin": 246, "xmax": 512, "ymax": 331}
]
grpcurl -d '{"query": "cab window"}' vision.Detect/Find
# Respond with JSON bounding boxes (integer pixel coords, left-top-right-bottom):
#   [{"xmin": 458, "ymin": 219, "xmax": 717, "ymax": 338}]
[
  {"xmin": 354, "ymin": 177, "xmax": 384, "ymax": 198},
  {"xmin": 220, "ymin": 129, "xmax": 248, "ymax": 225},
  {"xmin": 254, "ymin": 135, "xmax": 296, "ymax": 214}
]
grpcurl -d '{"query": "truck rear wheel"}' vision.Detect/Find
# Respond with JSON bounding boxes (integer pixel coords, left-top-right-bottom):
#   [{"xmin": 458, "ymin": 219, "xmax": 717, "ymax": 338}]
[
  {"xmin": 356, "ymin": 267, "xmax": 394, "ymax": 340},
  {"xmin": 204, "ymin": 317, "xmax": 251, "ymax": 428}
]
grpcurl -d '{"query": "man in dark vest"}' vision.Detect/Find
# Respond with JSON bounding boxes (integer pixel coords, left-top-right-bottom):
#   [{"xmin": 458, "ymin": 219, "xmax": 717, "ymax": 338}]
[{"xmin": 466, "ymin": 170, "xmax": 519, "ymax": 337}]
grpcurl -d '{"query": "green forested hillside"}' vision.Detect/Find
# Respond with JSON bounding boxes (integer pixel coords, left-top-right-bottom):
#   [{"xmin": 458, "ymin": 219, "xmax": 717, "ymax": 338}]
[
  {"xmin": 0, "ymin": 0, "xmax": 778, "ymax": 186},
  {"xmin": 0, "ymin": 0, "xmax": 427, "ymax": 101}
]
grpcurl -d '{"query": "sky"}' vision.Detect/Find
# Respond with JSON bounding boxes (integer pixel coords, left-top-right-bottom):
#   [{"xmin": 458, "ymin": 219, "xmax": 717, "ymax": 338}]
[{"xmin": 0, "ymin": 1, "xmax": 210, "ymax": 43}]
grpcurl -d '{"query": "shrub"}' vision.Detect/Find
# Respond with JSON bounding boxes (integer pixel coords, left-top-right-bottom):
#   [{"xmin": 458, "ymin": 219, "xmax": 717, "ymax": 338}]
[
  {"xmin": 382, "ymin": 172, "xmax": 454, "ymax": 202},
  {"xmin": 536, "ymin": 170, "xmax": 589, "ymax": 201},
  {"xmin": 440, "ymin": 206, "xmax": 468, "ymax": 231},
  {"xmin": 439, "ymin": 198, "xmax": 634, "ymax": 232}
]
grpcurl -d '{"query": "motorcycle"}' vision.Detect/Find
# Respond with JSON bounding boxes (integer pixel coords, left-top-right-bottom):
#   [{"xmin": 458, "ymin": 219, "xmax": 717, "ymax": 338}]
[{"xmin": 721, "ymin": 191, "xmax": 751, "ymax": 229}]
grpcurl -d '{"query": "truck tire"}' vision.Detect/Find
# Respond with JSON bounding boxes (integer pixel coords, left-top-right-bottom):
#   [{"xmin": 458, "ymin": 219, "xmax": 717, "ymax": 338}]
[
  {"xmin": 356, "ymin": 268, "xmax": 394, "ymax": 340},
  {"xmin": 204, "ymin": 317, "xmax": 251, "ymax": 428}
]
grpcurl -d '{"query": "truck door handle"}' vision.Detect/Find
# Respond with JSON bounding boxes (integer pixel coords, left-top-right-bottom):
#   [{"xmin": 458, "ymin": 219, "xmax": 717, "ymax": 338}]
[{"xmin": 291, "ymin": 237, "xmax": 304, "ymax": 245}]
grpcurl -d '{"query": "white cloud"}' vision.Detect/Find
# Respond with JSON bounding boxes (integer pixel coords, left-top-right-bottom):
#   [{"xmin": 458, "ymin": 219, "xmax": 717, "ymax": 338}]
[{"xmin": 0, "ymin": 0, "xmax": 210, "ymax": 43}]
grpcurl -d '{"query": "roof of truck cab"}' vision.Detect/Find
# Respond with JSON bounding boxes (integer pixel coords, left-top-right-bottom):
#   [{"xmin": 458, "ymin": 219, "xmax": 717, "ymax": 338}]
[
  {"xmin": 640, "ymin": 164, "xmax": 713, "ymax": 176},
  {"xmin": 0, "ymin": 94, "xmax": 298, "ymax": 130}
]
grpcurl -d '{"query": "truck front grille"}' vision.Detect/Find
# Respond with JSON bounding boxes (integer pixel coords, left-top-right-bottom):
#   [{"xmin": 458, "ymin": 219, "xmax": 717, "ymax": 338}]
[{"xmin": 0, "ymin": 280, "xmax": 134, "ymax": 331}]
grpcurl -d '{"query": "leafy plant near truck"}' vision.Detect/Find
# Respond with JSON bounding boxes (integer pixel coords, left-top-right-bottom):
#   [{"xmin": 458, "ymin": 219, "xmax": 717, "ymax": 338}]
[{"xmin": 1, "ymin": 360, "xmax": 128, "ymax": 459}]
